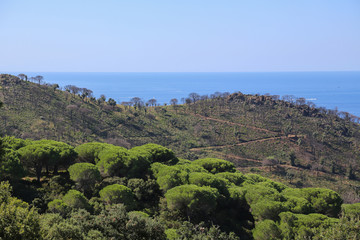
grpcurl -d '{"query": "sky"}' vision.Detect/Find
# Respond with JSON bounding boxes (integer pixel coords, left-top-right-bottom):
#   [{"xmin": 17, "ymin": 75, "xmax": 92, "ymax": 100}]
[{"xmin": 0, "ymin": 0, "xmax": 359, "ymax": 72}]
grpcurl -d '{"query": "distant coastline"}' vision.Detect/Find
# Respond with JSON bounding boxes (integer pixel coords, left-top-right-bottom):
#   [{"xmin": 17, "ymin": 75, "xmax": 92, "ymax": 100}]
[{"xmin": 5, "ymin": 71, "xmax": 360, "ymax": 117}]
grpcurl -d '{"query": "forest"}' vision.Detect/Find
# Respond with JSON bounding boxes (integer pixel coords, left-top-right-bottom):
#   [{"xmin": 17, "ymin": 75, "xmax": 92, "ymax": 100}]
[
  {"xmin": 1, "ymin": 137, "xmax": 360, "ymax": 239},
  {"xmin": 1, "ymin": 74, "xmax": 360, "ymax": 239}
]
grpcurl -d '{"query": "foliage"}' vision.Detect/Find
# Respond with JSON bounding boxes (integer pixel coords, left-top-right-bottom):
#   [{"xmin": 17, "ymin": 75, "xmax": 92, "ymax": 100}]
[
  {"xmin": 342, "ymin": 203, "xmax": 360, "ymax": 219},
  {"xmin": 166, "ymin": 221, "xmax": 240, "ymax": 240},
  {"xmin": 99, "ymin": 184, "xmax": 135, "ymax": 209},
  {"xmin": 75, "ymin": 142, "xmax": 113, "ymax": 164},
  {"xmin": 282, "ymin": 188, "xmax": 343, "ymax": 217},
  {"xmin": 62, "ymin": 189, "xmax": 90, "ymax": 210},
  {"xmin": 216, "ymin": 171, "xmax": 246, "ymax": 186},
  {"xmin": 165, "ymin": 184, "xmax": 219, "ymax": 219},
  {"xmin": 192, "ymin": 158, "xmax": 236, "ymax": 173},
  {"xmin": 96, "ymin": 146, "xmax": 129, "ymax": 177},
  {"xmin": 68, "ymin": 163, "xmax": 101, "ymax": 194},
  {"xmin": 0, "ymin": 181, "xmax": 41, "ymax": 240},
  {"xmin": 129, "ymin": 143, "xmax": 178, "ymax": 164},
  {"xmin": 253, "ymin": 219, "xmax": 281, "ymax": 240},
  {"xmin": 188, "ymin": 172, "xmax": 229, "ymax": 195}
]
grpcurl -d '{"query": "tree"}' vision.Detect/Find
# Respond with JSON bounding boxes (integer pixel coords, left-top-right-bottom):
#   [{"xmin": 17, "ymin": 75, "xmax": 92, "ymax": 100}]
[
  {"xmin": 0, "ymin": 182, "xmax": 41, "ymax": 240},
  {"xmin": 347, "ymin": 165, "xmax": 356, "ymax": 180},
  {"xmin": 108, "ymin": 98, "xmax": 117, "ymax": 107},
  {"xmin": 262, "ymin": 156, "xmax": 278, "ymax": 172},
  {"xmin": 34, "ymin": 140, "xmax": 77, "ymax": 174},
  {"xmin": 192, "ymin": 158, "xmax": 236, "ymax": 173},
  {"xmin": 189, "ymin": 92, "xmax": 200, "ymax": 103},
  {"xmin": 188, "ymin": 172, "xmax": 229, "ymax": 196},
  {"xmin": 131, "ymin": 97, "xmax": 143, "ymax": 109},
  {"xmin": 74, "ymin": 142, "xmax": 113, "ymax": 164},
  {"xmin": 170, "ymin": 98, "xmax": 178, "ymax": 106},
  {"xmin": 129, "ymin": 143, "xmax": 177, "ymax": 164},
  {"xmin": 68, "ymin": 163, "xmax": 101, "ymax": 195},
  {"xmin": 0, "ymin": 138, "xmax": 25, "ymax": 180},
  {"xmin": 147, "ymin": 98, "xmax": 157, "ymax": 106},
  {"xmin": 17, "ymin": 73, "xmax": 27, "ymax": 81},
  {"xmin": 62, "ymin": 190, "xmax": 91, "ymax": 210},
  {"xmin": 289, "ymin": 152, "xmax": 296, "ymax": 166},
  {"xmin": 253, "ymin": 220, "xmax": 281, "ymax": 240},
  {"xmin": 99, "ymin": 184, "xmax": 135, "ymax": 209},
  {"xmin": 96, "ymin": 146, "xmax": 130, "ymax": 177},
  {"xmin": 17, "ymin": 144, "xmax": 54, "ymax": 182},
  {"xmin": 64, "ymin": 85, "xmax": 80, "ymax": 95},
  {"xmin": 34, "ymin": 75, "xmax": 44, "ymax": 85},
  {"xmin": 165, "ymin": 184, "xmax": 219, "ymax": 220}
]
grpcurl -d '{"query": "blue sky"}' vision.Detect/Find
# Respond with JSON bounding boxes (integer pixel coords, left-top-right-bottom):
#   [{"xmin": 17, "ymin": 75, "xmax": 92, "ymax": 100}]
[{"xmin": 0, "ymin": 0, "xmax": 359, "ymax": 72}]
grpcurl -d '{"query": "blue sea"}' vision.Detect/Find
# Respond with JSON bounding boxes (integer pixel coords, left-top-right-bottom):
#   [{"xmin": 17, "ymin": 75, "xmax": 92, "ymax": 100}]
[{"xmin": 6, "ymin": 71, "xmax": 360, "ymax": 117}]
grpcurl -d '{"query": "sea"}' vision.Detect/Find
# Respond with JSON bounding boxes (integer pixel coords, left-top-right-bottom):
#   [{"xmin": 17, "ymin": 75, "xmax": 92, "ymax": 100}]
[{"xmin": 5, "ymin": 71, "xmax": 360, "ymax": 117}]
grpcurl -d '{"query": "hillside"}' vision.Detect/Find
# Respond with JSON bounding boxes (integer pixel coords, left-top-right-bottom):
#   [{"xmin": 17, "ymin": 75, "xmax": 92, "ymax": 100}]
[{"xmin": 1, "ymin": 73, "xmax": 360, "ymax": 202}]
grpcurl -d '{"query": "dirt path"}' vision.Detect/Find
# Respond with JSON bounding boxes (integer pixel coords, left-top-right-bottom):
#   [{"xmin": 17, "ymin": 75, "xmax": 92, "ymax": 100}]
[
  {"xmin": 190, "ymin": 136, "xmax": 288, "ymax": 151},
  {"xmin": 193, "ymin": 114, "xmax": 279, "ymax": 134}
]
